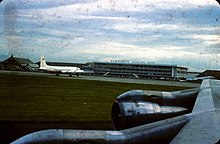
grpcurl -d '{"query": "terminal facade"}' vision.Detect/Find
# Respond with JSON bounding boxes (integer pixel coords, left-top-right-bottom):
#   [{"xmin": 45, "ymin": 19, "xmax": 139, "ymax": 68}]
[{"xmin": 86, "ymin": 61, "xmax": 187, "ymax": 80}]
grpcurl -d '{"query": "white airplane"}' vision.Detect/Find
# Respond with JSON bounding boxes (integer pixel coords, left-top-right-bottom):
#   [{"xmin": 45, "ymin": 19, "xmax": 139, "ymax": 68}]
[
  {"xmin": 39, "ymin": 55, "xmax": 84, "ymax": 76},
  {"xmin": 187, "ymin": 76, "xmax": 215, "ymax": 81},
  {"xmin": 179, "ymin": 76, "xmax": 215, "ymax": 82}
]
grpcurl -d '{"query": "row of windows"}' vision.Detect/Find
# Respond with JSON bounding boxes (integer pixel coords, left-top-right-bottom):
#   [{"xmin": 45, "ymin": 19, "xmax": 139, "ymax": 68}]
[
  {"xmin": 94, "ymin": 69, "xmax": 172, "ymax": 75},
  {"xmin": 94, "ymin": 70, "xmax": 172, "ymax": 76},
  {"xmin": 95, "ymin": 65, "xmax": 174, "ymax": 69},
  {"xmin": 95, "ymin": 62, "xmax": 175, "ymax": 66},
  {"xmin": 94, "ymin": 66, "xmax": 172, "ymax": 71},
  {"xmin": 94, "ymin": 71, "xmax": 172, "ymax": 75},
  {"xmin": 94, "ymin": 67, "xmax": 172, "ymax": 72},
  {"xmin": 177, "ymin": 70, "xmax": 187, "ymax": 74}
]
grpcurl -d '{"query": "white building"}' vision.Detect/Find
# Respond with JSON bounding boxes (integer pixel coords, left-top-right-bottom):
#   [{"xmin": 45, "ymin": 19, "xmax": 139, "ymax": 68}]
[{"xmin": 92, "ymin": 61, "xmax": 187, "ymax": 80}]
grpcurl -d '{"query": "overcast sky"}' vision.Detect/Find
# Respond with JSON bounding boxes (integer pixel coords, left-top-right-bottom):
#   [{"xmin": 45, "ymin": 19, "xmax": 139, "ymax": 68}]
[{"xmin": 0, "ymin": 0, "xmax": 219, "ymax": 71}]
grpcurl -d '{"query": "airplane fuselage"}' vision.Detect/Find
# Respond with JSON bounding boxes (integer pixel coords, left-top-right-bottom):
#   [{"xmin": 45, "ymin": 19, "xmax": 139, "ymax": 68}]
[
  {"xmin": 40, "ymin": 65, "xmax": 82, "ymax": 73},
  {"xmin": 39, "ymin": 55, "xmax": 84, "ymax": 76}
]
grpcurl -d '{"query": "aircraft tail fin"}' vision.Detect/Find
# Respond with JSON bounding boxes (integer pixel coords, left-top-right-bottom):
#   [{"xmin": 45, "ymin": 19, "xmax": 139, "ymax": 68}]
[{"xmin": 40, "ymin": 55, "xmax": 48, "ymax": 68}]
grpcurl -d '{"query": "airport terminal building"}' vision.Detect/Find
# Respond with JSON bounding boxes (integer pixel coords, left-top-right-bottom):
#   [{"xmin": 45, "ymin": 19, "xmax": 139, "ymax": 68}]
[
  {"xmin": 0, "ymin": 55, "xmax": 188, "ymax": 80},
  {"xmin": 90, "ymin": 61, "xmax": 187, "ymax": 80}
]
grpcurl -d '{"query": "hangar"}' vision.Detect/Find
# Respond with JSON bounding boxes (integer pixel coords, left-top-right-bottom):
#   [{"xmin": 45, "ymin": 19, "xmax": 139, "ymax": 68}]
[{"xmin": 0, "ymin": 55, "xmax": 39, "ymax": 71}]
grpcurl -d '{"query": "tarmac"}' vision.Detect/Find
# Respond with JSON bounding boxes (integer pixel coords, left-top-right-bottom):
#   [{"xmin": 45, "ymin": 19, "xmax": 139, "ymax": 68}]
[{"xmin": 0, "ymin": 70, "xmax": 200, "ymax": 88}]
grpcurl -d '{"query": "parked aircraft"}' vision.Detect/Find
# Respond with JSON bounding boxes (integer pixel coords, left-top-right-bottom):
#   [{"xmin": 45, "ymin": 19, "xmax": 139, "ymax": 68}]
[
  {"xmin": 12, "ymin": 79, "xmax": 220, "ymax": 144},
  {"xmin": 39, "ymin": 55, "xmax": 84, "ymax": 76},
  {"xmin": 179, "ymin": 76, "xmax": 215, "ymax": 82},
  {"xmin": 187, "ymin": 76, "xmax": 215, "ymax": 81}
]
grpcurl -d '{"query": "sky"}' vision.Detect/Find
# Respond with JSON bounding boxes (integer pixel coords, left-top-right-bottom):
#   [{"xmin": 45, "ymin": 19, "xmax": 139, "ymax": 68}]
[{"xmin": 0, "ymin": 0, "xmax": 219, "ymax": 72}]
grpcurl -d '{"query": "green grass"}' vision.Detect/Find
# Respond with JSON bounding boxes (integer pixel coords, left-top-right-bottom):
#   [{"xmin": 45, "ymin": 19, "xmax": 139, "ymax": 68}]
[{"xmin": 0, "ymin": 72, "xmax": 188, "ymax": 122}]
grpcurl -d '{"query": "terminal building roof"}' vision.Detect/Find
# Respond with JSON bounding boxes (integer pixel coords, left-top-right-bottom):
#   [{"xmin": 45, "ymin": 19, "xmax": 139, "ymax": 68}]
[{"xmin": 93, "ymin": 61, "xmax": 187, "ymax": 69}]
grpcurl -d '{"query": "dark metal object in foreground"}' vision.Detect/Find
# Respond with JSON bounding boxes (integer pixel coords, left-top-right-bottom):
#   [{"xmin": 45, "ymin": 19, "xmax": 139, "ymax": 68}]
[
  {"xmin": 112, "ymin": 88, "xmax": 198, "ymax": 130},
  {"xmin": 11, "ymin": 115, "xmax": 187, "ymax": 144}
]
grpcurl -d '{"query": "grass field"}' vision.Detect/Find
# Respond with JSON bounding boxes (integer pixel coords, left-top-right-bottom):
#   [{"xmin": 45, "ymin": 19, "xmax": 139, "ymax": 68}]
[
  {"xmin": 0, "ymin": 74, "xmax": 189, "ymax": 122},
  {"xmin": 0, "ymin": 72, "xmax": 192, "ymax": 143},
  {"xmin": 0, "ymin": 72, "xmax": 188, "ymax": 122}
]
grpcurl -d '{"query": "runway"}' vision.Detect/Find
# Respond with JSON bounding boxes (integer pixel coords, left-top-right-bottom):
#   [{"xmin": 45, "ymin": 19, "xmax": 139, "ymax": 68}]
[{"xmin": 0, "ymin": 70, "xmax": 200, "ymax": 88}]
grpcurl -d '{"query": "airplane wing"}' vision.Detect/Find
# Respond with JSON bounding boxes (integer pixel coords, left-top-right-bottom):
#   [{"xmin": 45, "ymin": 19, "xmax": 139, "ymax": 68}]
[
  {"xmin": 66, "ymin": 68, "xmax": 84, "ymax": 74},
  {"xmin": 170, "ymin": 79, "xmax": 220, "ymax": 144}
]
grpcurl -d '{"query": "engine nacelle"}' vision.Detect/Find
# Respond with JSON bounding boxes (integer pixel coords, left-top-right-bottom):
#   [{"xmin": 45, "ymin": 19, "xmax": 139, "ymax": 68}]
[{"xmin": 111, "ymin": 88, "xmax": 198, "ymax": 130}]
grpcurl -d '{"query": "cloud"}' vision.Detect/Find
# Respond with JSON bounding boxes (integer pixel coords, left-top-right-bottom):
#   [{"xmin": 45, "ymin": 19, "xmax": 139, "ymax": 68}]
[
  {"xmin": 0, "ymin": 0, "xmax": 220, "ymax": 71},
  {"xmin": 80, "ymin": 41, "xmax": 194, "ymax": 60},
  {"xmin": 104, "ymin": 22, "xmax": 184, "ymax": 33},
  {"xmin": 188, "ymin": 34, "xmax": 220, "ymax": 46}
]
